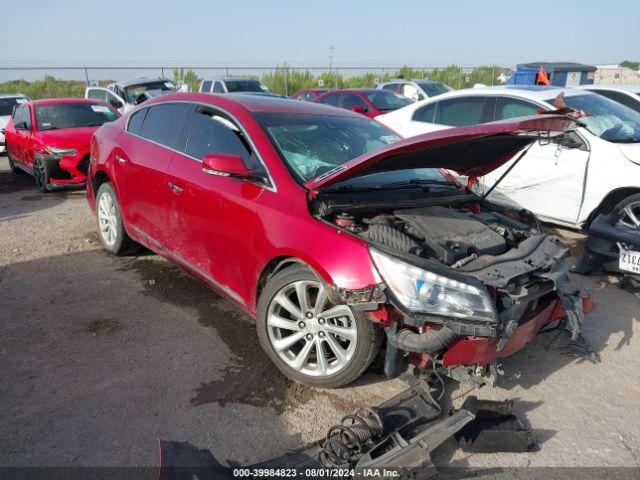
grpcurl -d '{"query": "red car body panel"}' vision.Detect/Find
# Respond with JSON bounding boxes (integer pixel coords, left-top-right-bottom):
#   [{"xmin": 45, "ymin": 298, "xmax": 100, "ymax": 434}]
[
  {"xmin": 4, "ymin": 98, "xmax": 115, "ymax": 187},
  {"xmin": 87, "ymin": 93, "xmax": 587, "ymax": 372},
  {"xmin": 313, "ymin": 89, "xmax": 405, "ymax": 118},
  {"xmin": 87, "ymin": 94, "xmax": 380, "ymax": 314}
]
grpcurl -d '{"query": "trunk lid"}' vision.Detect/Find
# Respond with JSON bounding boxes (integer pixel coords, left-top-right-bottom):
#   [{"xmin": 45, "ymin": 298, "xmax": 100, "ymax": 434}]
[{"xmin": 304, "ymin": 115, "xmax": 578, "ymax": 191}]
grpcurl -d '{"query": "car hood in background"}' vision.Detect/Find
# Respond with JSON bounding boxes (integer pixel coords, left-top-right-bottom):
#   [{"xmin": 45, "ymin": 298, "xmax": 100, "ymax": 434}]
[
  {"xmin": 38, "ymin": 126, "xmax": 99, "ymax": 150},
  {"xmin": 305, "ymin": 115, "xmax": 579, "ymax": 191}
]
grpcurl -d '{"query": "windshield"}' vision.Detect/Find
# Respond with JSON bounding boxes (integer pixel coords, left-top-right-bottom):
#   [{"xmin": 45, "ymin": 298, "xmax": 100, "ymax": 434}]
[
  {"xmin": 416, "ymin": 81, "xmax": 453, "ymax": 97},
  {"xmin": 35, "ymin": 103, "xmax": 118, "ymax": 131},
  {"xmin": 124, "ymin": 81, "xmax": 175, "ymax": 103},
  {"xmin": 364, "ymin": 91, "xmax": 412, "ymax": 111},
  {"xmin": 225, "ymin": 80, "xmax": 269, "ymax": 93},
  {"xmin": 545, "ymin": 94, "xmax": 640, "ymax": 143},
  {"xmin": 254, "ymin": 112, "xmax": 401, "ymax": 182},
  {"xmin": 0, "ymin": 97, "xmax": 27, "ymax": 116}
]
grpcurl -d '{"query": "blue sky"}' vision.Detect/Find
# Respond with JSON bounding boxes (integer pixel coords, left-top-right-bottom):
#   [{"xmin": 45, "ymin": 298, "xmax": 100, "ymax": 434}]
[{"xmin": 3, "ymin": 0, "xmax": 639, "ymax": 69}]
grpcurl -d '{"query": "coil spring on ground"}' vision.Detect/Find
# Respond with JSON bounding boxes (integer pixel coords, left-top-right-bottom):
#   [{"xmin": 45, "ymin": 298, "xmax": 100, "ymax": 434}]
[{"xmin": 318, "ymin": 406, "xmax": 384, "ymax": 468}]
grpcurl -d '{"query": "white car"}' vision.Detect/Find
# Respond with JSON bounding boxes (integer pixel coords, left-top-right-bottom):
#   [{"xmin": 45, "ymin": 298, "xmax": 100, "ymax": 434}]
[
  {"xmin": 377, "ymin": 86, "xmax": 640, "ymax": 230},
  {"xmin": 85, "ymin": 78, "xmax": 176, "ymax": 114},
  {"xmin": 198, "ymin": 77, "xmax": 277, "ymax": 96},
  {"xmin": 580, "ymin": 84, "xmax": 640, "ymax": 114},
  {"xmin": 376, "ymin": 79, "xmax": 453, "ymax": 102},
  {"xmin": 0, "ymin": 94, "xmax": 29, "ymax": 154}
]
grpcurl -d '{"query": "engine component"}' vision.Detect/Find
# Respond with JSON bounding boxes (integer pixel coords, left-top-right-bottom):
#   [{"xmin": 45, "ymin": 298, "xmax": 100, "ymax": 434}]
[
  {"xmin": 395, "ymin": 206, "xmax": 507, "ymax": 264},
  {"xmin": 318, "ymin": 407, "xmax": 384, "ymax": 468},
  {"xmin": 362, "ymin": 224, "xmax": 421, "ymax": 254},
  {"xmin": 334, "ymin": 212, "xmax": 356, "ymax": 230},
  {"xmin": 387, "ymin": 326, "xmax": 460, "ymax": 353}
]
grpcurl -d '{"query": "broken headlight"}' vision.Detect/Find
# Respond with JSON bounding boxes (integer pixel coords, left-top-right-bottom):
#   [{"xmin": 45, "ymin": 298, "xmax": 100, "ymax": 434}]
[
  {"xmin": 370, "ymin": 248, "xmax": 496, "ymax": 323},
  {"xmin": 44, "ymin": 146, "xmax": 77, "ymax": 157}
]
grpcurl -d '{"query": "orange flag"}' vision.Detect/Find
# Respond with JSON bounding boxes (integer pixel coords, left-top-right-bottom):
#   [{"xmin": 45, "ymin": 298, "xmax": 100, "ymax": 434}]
[{"xmin": 537, "ymin": 66, "xmax": 550, "ymax": 86}]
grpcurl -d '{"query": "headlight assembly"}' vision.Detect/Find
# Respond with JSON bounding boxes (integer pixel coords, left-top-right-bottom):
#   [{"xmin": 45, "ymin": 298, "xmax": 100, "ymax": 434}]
[
  {"xmin": 370, "ymin": 248, "xmax": 496, "ymax": 323},
  {"xmin": 44, "ymin": 146, "xmax": 77, "ymax": 157}
]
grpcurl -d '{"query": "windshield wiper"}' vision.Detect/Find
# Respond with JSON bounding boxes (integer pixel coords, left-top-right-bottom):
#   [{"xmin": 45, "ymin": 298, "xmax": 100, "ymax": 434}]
[
  {"xmin": 611, "ymin": 137, "xmax": 640, "ymax": 143},
  {"xmin": 378, "ymin": 178, "xmax": 458, "ymax": 189}
]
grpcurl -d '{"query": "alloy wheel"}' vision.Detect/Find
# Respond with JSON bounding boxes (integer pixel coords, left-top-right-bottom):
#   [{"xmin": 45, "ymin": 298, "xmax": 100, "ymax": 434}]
[
  {"xmin": 34, "ymin": 160, "xmax": 46, "ymax": 190},
  {"xmin": 97, "ymin": 191, "xmax": 118, "ymax": 247},
  {"xmin": 617, "ymin": 200, "xmax": 640, "ymax": 231},
  {"xmin": 266, "ymin": 280, "xmax": 358, "ymax": 377}
]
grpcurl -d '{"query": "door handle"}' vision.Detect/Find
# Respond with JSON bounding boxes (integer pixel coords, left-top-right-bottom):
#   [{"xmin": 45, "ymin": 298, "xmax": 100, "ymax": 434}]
[
  {"xmin": 168, "ymin": 182, "xmax": 183, "ymax": 194},
  {"xmin": 115, "ymin": 154, "xmax": 127, "ymax": 165}
]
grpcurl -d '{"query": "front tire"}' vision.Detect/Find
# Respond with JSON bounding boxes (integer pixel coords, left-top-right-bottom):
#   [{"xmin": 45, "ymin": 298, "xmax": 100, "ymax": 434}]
[
  {"xmin": 256, "ymin": 264, "xmax": 381, "ymax": 388},
  {"xmin": 96, "ymin": 182, "xmax": 140, "ymax": 255},
  {"xmin": 609, "ymin": 194, "xmax": 640, "ymax": 232},
  {"xmin": 33, "ymin": 154, "xmax": 51, "ymax": 192}
]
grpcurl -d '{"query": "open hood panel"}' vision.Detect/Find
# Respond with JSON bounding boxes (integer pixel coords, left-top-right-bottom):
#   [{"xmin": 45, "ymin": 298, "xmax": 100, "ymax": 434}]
[{"xmin": 305, "ymin": 115, "xmax": 578, "ymax": 191}]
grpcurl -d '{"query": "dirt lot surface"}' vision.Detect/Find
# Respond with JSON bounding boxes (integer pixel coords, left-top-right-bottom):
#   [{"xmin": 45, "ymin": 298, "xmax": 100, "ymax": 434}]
[{"xmin": 1, "ymin": 156, "xmax": 639, "ymax": 473}]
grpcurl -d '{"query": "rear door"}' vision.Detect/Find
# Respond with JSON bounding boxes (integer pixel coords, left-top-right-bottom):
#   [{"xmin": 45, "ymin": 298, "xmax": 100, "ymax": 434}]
[
  {"xmin": 479, "ymin": 96, "xmax": 590, "ymax": 224},
  {"xmin": 166, "ymin": 104, "xmax": 266, "ymax": 302},
  {"xmin": 115, "ymin": 103, "xmax": 191, "ymax": 248}
]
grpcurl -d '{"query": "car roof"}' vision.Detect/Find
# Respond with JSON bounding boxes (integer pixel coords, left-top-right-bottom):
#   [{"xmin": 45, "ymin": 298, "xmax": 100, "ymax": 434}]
[
  {"xmin": 330, "ymin": 88, "xmax": 380, "ymax": 94},
  {"xmin": 119, "ymin": 77, "xmax": 171, "ymax": 87},
  {"xmin": 32, "ymin": 98, "xmax": 107, "ymax": 106},
  {"xmin": 581, "ymin": 84, "xmax": 640, "ymax": 93},
  {"xmin": 141, "ymin": 92, "xmax": 362, "ymax": 116},
  {"xmin": 202, "ymin": 77, "xmax": 263, "ymax": 82},
  {"xmin": 424, "ymin": 85, "xmax": 592, "ymax": 104},
  {"xmin": 0, "ymin": 93, "xmax": 28, "ymax": 99}
]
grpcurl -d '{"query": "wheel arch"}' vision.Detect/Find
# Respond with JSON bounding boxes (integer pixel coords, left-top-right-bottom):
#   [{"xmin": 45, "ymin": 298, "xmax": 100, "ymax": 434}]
[
  {"xmin": 585, "ymin": 187, "xmax": 640, "ymax": 228},
  {"xmin": 255, "ymin": 257, "xmax": 320, "ymax": 308},
  {"xmin": 91, "ymin": 168, "xmax": 112, "ymax": 199}
]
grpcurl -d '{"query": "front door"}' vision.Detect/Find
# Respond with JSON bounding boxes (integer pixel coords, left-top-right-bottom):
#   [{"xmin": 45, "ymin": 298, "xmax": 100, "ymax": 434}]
[
  {"xmin": 166, "ymin": 105, "xmax": 266, "ymax": 305},
  {"xmin": 10, "ymin": 104, "xmax": 34, "ymax": 169},
  {"xmin": 479, "ymin": 132, "xmax": 591, "ymax": 225}
]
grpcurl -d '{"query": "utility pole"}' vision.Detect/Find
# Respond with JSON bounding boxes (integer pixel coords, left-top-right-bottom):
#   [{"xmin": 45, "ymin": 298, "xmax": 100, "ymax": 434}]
[{"xmin": 329, "ymin": 46, "xmax": 335, "ymax": 88}]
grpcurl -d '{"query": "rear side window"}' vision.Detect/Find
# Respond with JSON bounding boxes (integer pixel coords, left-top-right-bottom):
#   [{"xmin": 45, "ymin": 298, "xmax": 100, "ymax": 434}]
[
  {"xmin": 127, "ymin": 108, "xmax": 147, "ymax": 135},
  {"xmin": 317, "ymin": 93, "xmax": 341, "ymax": 106},
  {"xmin": 412, "ymin": 103, "xmax": 436, "ymax": 123},
  {"xmin": 342, "ymin": 94, "xmax": 367, "ymax": 110},
  {"xmin": 382, "ymin": 83, "xmax": 401, "ymax": 93},
  {"xmin": 139, "ymin": 103, "xmax": 191, "ymax": 149},
  {"xmin": 435, "ymin": 97, "xmax": 486, "ymax": 126},
  {"xmin": 201, "ymin": 80, "xmax": 213, "ymax": 93},
  {"xmin": 495, "ymin": 97, "xmax": 539, "ymax": 120},
  {"xmin": 213, "ymin": 82, "xmax": 224, "ymax": 93},
  {"xmin": 184, "ymin": 107, "xmax": 259, "ymax": 169}
]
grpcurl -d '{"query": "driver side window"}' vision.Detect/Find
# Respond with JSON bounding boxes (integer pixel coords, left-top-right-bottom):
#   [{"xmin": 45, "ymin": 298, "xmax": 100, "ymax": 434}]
[
  {"xmin": 184, "ymin": 106, "xmax": 261, "ymax": 171},
  {"xmin": 14, "ymin": 105, "xmax": 31, "ymax": 129}
]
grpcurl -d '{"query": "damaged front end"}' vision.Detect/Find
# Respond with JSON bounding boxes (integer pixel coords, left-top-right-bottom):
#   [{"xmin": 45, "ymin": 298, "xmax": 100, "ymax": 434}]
[{"xmin": 307, "ymin": 116, "xmax": 597, "ymax": 386}]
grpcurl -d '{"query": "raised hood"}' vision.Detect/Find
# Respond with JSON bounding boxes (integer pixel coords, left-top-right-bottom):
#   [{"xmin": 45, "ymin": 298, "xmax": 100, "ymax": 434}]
[{"xmin": 305, "ymin": 115, "xmax": 578, "ymax": 191}]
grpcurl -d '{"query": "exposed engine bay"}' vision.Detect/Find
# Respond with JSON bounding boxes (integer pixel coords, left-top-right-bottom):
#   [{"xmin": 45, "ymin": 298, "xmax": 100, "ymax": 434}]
[{"xmin": 312, "ymin": 193, "xmax": 596, "ymax": 385}]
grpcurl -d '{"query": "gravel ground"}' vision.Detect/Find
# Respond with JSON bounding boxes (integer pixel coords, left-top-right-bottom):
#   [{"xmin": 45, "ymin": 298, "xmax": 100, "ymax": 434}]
[{"xmin": 0, "ymin": 156, "xmax": 638, "ymax": 474}]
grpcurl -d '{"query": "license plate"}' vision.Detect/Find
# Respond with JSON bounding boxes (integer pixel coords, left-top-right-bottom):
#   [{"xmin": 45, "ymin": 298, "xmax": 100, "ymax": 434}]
[{"xmin": 619, "ymin": 247, "xmax": 640, "ymax": 274}]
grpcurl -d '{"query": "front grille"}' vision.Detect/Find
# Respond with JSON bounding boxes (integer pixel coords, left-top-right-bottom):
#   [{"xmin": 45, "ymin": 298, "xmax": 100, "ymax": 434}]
[{"xmin": 77, "ymin": 154, "xmax": 90, "ymax": 175}]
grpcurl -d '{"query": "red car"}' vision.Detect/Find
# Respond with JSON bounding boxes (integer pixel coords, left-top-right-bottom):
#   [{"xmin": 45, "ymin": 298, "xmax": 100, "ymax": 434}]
[
  {"xmin": 314, "ymin": 88, "xmax": 412, "ymax": 118},
  {"xmin": 87, "ymin": 93, "xmax": 592, "ymax": 388},
  {"xmin": 290, "ymin": 88, "xmax": 333, "ymax": 102},
  {"xmin": 4, "ymin": 98, "xmax": 118, "ymax": 192}
]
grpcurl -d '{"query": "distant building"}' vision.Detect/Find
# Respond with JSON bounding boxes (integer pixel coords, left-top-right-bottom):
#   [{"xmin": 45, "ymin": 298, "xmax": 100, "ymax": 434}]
[
  {"xmin": 595, "ymin": 65, "xmax": 640, "ymax": 84},
  {"xmin": 507, "ymin": 62, "xmax": 596, "ymax": 86}
]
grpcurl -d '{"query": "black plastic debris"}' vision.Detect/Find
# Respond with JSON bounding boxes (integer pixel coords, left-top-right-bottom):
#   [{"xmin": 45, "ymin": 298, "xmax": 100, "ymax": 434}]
[{"xmin": 454, "ymin": 396, "xmax": 535, "ymax": 453}]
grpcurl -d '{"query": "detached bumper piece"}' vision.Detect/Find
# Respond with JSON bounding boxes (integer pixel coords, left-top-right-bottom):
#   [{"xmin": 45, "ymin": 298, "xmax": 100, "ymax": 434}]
[
  {"xmin": 454, "ymin": 396, "xmax": 535, "ymax": 453},
  {"xmin": 158, "ymin": 384, "xmax": 536, "ymax": 479},
  {"xmin": 575, "ymin": 214, "xmax": 640, "ymax": 281}
]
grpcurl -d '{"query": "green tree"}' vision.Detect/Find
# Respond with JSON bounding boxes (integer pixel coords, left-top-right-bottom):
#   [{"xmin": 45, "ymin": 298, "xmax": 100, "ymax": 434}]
[
  {"xmin": 172, "ymin": 68, "xmax": 201, "ymax": 92},
  {"xmin": 620, "ymin": 60, "xmax": 639, "ymax": 71}
]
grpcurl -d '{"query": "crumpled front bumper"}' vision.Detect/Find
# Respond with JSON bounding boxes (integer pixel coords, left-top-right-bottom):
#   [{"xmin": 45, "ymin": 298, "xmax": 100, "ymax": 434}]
[{"xmin": 442, "ymin": 293, "xmax": 595, "ymax": 367}]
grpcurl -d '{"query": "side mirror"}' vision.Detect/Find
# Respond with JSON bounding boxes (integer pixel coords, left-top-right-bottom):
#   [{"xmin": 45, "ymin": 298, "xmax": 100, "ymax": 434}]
[
  {"xmin": 14, "ymin": 121, "xmax": 28, "ymax": 131},
  {"xmin": 351, "ymin": 106, "xmax": 367, "ymax": 114},
  {"xmin": 202, "ymin": 153, "xmax": 256, "ymax": 179}
]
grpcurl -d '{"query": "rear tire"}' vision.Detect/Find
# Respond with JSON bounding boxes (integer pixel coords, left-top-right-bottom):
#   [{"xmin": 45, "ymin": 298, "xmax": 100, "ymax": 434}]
[
  {"xmin": 256, "ymin": 264, "xmax": 381, "ymax": 388},
  {"xmin": 96, "ymin": 182, "xmax": 141, "ymax": 255}
]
